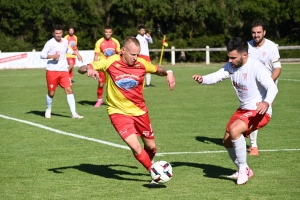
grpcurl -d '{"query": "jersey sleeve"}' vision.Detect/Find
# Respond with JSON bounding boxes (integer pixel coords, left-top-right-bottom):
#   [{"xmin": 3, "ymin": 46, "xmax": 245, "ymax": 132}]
[
  {"xmin": 113, "ymin": 38, "xmax": 121, "ymax": 53},
  {"xmin": 137, "ymin": 58, "xmax": 157, "ymax": 73},
  {"xmin": 202, "ymin": 63, "xmax": 231, "ymax": 84},
  {"xmin": 94, "ymin": 39, "xmax": 102, "ymax": 54},
  {"xmin": 40, "ymin": 41, "xmax": 51, "ymax": 59},
  {"xmin": 256, "ymin": 66, "xmax": 278, "ymax": 104}
]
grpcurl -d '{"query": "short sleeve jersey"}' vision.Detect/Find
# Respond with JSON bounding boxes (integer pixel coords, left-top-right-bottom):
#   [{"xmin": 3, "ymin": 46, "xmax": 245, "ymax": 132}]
[
  {"xmin": 89, "ymin": 55, "xmax": 158, "ymax": 116},
  {"xmin": 248, "ymin": 39, "xmax": 281, "ymax": 74},
  {"xmin": 64, "ymin": 35, "xmax": 78, "ymax": 58},
  {"xmin": 94, "ymin": 37, "xmax": 120, "ymax": 60}
]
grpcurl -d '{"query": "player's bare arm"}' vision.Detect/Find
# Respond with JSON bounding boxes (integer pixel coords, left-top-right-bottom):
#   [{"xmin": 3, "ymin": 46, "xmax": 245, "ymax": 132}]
[
  {"xmin": 78, "ymin": 65, "xmax": 99, "ymax": 80},
  {"xmin": 271, "ymin": 68, "xmax": 281, "ymax": 81},
  {"xmin": 192, "ymin": 75, "xmax": 203, "ymax": 83},
  {"xmin": 47, "ymin": 54, "xmax": 60, "ymax": 60},
  {"xmin": 154, "ymin": 66, "xmax": 175, "ymax": 90},
  {"xmin": 74, "ymin": 51, "xmax": 83, "ymax": 62}
]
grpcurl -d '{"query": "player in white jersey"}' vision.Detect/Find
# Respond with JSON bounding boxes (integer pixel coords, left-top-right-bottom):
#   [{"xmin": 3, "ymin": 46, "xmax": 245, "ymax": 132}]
[
  {"xmin": 247, "ymin": 20, "xmax": 282, "ymax": 155},
  {"xmin": 192, "ymin": 37, "xmax": 278, "ymax": 185},
  {"xmin": 136, "ymin": 25, "xmax": 154, "ymax": 87},
  {"xmin": 40, "ymin": 24, "xmax": 84, "ymax": 119}
]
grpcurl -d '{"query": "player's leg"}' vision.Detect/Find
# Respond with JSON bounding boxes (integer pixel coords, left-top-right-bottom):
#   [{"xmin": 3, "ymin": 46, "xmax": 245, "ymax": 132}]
[
  {"xmin": 110, "ymin": 114, "xmax": 152, "ymax": 171},
  {"xmin": 249, "ymin": 130, "xmax": 259, "ymax": 155},
  {"xmin": 94, "ymin": 71, "xmax": 105, "ymax": 107},
  {"xmin": 145, "ymin": 73, "xmax": 152, "ymax": 86},
  {"xmin": 67, "ymin": 58, "xmax": 75, "ymax": 82},
  {"xmin": 45, "ymin": 71, "xmax": 59, "ymax": 118},
  {"xmin": 136, "ymin": 113, "xmax": 156, "ymax": 161},
  {"xmin": 225, "ymin": 110, "xmax": 253, "ymax": 185},
  {"xmin": 60, "ymin": 72, "xmax": 83, "ymax": 118}
]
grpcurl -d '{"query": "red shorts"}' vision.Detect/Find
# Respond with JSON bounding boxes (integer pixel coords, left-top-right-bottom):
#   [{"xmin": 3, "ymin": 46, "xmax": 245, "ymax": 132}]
[
  {"xmin": 139, "ymin": 54, "xmax": 151, "ymax": 62},
  {"xmin": 109, "ymin": 113, "xmax": 154, "ymax": 140},
  {"xmin": 46, "ymin": 71, "xmax": 72, "ymax": 91},
  {"xmin": 98, "ymin": 71, "xmax": 106, "ymax": 84},
  {"xmin": 67, "ymin": 58, "xmax": 76, "ymax": 65},
  {"xmin": 226, "ymin": 108, "xmax": 271, "ymax": 137}
]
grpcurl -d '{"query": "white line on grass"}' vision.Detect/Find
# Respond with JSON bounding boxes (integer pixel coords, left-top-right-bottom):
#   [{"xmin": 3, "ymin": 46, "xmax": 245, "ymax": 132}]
[
  {"xmin": 156, "ymin": 149, "xmax": 300, "ymax": 156},
  {"xmin": 0, "ymin": 114, "xmax": 130, "ymax": 150},
  {"xmin": 278, "ymin": 78, "xmax": 300, "ymax": 82},
  {"xmin": 1, "ymin": 114, "xmax": 300, "ymax": 156}
]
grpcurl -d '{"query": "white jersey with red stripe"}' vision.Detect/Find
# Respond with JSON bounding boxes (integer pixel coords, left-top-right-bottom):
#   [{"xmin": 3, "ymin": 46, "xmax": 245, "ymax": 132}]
[
  {"xmin": 40, "ymin": 38, "xmax": 73, "ymax": 71},
  {"xmin": 248, "ymin": 38, "xmax": 281, "ymax": 75},
  {"xmin": 201, "ymin": 57, "xmax": 278, "ymax": 116}
]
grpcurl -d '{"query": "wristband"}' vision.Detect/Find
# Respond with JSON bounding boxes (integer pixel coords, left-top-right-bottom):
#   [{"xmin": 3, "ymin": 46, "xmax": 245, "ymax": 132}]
[{"xmin": 166, "ymin": 70, "xmax": 173, "ymax": 74}]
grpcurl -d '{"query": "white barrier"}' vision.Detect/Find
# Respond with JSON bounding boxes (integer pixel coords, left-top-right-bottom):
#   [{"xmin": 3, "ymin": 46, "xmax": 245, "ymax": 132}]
[
  {"xmin": 0, "ymin": 50, "xmax": 95, "ymax": 69},
  {"xmin": 0, "ymin": 45, "xmax": 299, "ymax": 69}
]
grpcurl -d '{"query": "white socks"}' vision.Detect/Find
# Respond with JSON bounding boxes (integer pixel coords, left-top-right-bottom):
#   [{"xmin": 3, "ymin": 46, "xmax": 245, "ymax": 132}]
[
  {"xmin": 145, "ymin": 73, "xmax": 151, "ymax": 85},
  {"xmin": 232, "ymin": 134, "xmax": 248, "ymax": 170},
  {"xmin": 226, "ymin": 147, "xmax": 239, "ymax": 167},
  {"xmin": 66, "ymin": 94, "xmax": 76, "ymax": 114},
  {"xmin": 46, "ymin": 94, "xmax": 53, "ymax": 109},
  {"xmin": 250, "ymin": 130, "xmax": 258, "ymax": 147}
]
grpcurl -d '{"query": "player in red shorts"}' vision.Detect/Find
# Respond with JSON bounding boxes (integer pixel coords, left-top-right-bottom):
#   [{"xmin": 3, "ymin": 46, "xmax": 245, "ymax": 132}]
[
  {"xmin": 64, "ymin": 26, "xmax": 78, "ymax": 83},
  {"xmin": 40, "ymin": 24, "xmax": 83, "ymax": 119},
  {"xmin": 192, "ymin": 37, "xmax": 278, "ymax": 185},
  {"xmin": 93, "ymin": 26, "xmax": 120, "ymax": 107},
  {"xmin": 78, "ymin": 37, "xmax": 175, "ymax": 184}
]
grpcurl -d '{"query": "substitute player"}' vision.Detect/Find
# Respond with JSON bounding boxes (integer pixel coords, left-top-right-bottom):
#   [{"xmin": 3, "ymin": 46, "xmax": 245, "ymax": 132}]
[
  {"xmin": 78, "ymin": 37, "xmax": 175, "ymax": 184},
  {"xmin": 41, "ymin": 24, "xmax": 83, "ymax": 119},
  {"xmin": 93, "ymin": 26, "xmax": 120, "ymax": 107},
  {"xmin": 64, "ymin": 26, "xmax": 78, "ymax": 82},
  {"xmin": 247, "ymin": 20, "xmax": 282, "ymax": 155},
  {"xmin": 192, "ymin": 37, "xmax": 278, "ymax": 185}
]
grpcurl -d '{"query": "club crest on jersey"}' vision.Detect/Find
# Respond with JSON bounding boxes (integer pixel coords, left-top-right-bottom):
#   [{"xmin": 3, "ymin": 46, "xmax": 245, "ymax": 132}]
[
  {"xmin": 242, "ymin": 73, "xmax": 247, "ymax": 80},
  {"xmin": 135, "ymin": 64, "xmax": 141, "ymax": 68},
  {"xmin": 115, "ymin": 64, "xmax": 120, "ymax": 68},
  {"xmin": 262, "ymin": 52, "xmax": 266, "ymax": 57}
]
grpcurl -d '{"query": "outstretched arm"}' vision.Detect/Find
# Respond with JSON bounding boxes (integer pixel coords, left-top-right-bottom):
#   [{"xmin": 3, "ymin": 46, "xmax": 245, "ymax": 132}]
[
  {"xmin": 78, "ymin": 65, "xmax": 99, "ymax": 80},
  {"xmin": 154, "ymin": 66, "xmax": 175, "ymax": 90}
]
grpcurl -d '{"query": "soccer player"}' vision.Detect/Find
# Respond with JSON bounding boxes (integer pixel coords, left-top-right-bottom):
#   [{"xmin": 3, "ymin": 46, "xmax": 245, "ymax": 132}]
[
  {"xmin": 136, "ymin": 25, "xmax": 154, "ymax": 87},
  {"xmin": 93, "ymin": 26, "xmax": 120, "ymax": 107},
  {"xmin": 64, "ymin": 26, "xmax": 78, "ymax": 82},
  {"xmin": 192, "ymin": 37, "xmax": 278, "ymax": 185},
  {"xmin": 40, "ymin": 24, "xmax": 83, "ymax": 119},
  {"xmin": 247, "ymin": 20, "xmax": 282, "ymax": 155},
  {"xmin": 78, "ymin": 37, "xmax": 175, "ymax": 183}
]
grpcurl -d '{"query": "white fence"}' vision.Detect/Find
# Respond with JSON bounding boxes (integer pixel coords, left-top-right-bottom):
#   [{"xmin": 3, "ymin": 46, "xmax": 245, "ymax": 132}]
[{"xmin": 0, "ymin": 45, "xmax": 299, "ymax": 69}]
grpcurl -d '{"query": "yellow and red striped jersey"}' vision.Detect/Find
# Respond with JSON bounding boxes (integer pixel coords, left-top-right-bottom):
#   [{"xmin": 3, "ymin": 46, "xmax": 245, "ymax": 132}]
[
  {"xmin": 64, "ymin": 34, "xmax": 78, "ymax": 58},
  {"xmin": 94, "ymin": 37, "xmax": 120, "ymax": 60},
  {"xmin": 89, "ymin": 54, "xmax": 158, "ymax": 116}
]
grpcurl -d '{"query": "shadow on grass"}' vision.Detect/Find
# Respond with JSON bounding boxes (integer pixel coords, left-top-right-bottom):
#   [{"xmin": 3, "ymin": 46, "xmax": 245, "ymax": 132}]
[
  {"xmin": 26, "ymin": 110, "xmax": 70, "ymax": 118},
  {"xmin": 171, "ymin": 161, "xmax": 236, "ymax": 183},
  {"xmin": 195, "ymin": 136, "xmax": 223, "ymax": 147},
  {"xmin": 48, "ymin": 163, "xmax": 147, "ymax": 182},
  {"xmin": 77, "ymin": 100, "xmax": 107, "ymax": 106}
]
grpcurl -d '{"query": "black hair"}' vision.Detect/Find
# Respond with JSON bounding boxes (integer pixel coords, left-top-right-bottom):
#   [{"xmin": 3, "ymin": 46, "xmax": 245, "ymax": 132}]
[
  {"xmin": 251, "ymin": 20, "xmax": 265, "ymax": 31},
  {"xmin": 226, "ymin": 37, "xmax": 248, "ymax": 53},
  {"xmin": 53, "ymin": 24, "xmax": 63, "ymax": 31},
  {"xmin": 138, "ymin": 25, "xmax": 146, "ymax": 30}
]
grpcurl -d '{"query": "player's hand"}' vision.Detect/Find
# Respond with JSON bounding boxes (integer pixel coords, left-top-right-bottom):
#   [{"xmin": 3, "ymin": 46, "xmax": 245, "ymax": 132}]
[
  {"xmin": 77, "ymin": 54, "xmax": 83, "ymax": 63},
  {"xmin": 192, "ymin": 75, "xmax": 203, "ymax": 83},
  {"xmin": 52, "ymin": 54, "xmax": 60, "ymax": 60},
  {"xmin": 256, "ymin": 101, "xmax": 269, "ymax": 115},
  {"xmin": 166, "ymin": 72, "xmax": 175, "ymax": 90},
  {"xmin": 87, "ymin": 67, "xmax": 99, "ymax": 80},
  {"xmin": 146, "ymin": 32, "xmax": 151, "ymax": 37}
]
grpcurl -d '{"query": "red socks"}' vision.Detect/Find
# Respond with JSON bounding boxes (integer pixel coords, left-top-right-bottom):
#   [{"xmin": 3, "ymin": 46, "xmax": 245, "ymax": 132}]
[
  {"xmin": 97, "ymin": 86, "xmax": 103, "ymax": 99},
  {"xmin": 134, "ymin": 149, "xmax": 152, "ymax": 171},
  {"xmin": 144, "ymin": 146, "xmax": 156, "ymax": 161}
]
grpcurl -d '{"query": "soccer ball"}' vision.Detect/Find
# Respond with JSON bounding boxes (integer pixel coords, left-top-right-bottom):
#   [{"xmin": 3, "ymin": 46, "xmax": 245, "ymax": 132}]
[{"xmin": 150, "ymin": 160, "xmax": 173, "ymax": 184}]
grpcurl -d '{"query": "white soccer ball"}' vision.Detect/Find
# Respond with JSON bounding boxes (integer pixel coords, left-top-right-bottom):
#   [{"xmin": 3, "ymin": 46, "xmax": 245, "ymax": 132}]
[{"xmin": 150, "ymin": 160, "xmax": 173, "ymax": 183}]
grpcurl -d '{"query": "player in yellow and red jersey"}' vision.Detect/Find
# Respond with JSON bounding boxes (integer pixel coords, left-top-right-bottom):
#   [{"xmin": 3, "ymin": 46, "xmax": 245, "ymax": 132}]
[
  {"xmin": 78, "ymin": 37, "xmax": 175, "ymax": 184},
  {"xmin": 64, "ymin": 26, "xmax": 78, "ymax": 82},
  {"xmin": 93, "ymin": 26, "xmax": 121, "ymax": 107}
]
